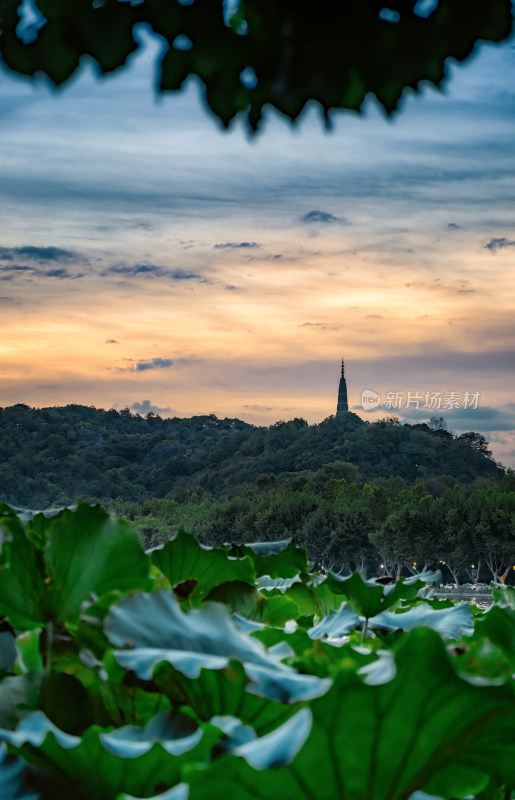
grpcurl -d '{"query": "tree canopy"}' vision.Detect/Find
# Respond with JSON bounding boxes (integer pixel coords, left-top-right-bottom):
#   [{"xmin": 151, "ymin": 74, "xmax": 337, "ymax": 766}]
[
  {"xmin": 0, "ymin": 403, "xmax": 504, "ymax": 508},
  {"xmin": 0, "ymin": 0, "xmax": 512, "ymax": 130}
]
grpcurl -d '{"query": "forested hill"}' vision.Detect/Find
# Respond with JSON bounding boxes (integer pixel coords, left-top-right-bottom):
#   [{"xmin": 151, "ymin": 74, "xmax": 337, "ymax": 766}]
[{"xmin": 0, "ymin": 403, "xmax": 504, "ymax": 509}]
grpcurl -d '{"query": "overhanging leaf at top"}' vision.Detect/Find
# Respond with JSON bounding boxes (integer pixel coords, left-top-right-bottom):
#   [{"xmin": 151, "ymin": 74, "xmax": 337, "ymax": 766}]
[{"xmin": 0, "ymin": 0, "xmax": 512, "ymax": 129}]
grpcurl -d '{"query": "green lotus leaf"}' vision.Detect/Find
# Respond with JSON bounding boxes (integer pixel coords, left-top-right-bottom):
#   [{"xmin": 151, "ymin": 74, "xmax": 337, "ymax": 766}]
[
  {"xmin": 0, "ymin": 711, "xmax": 219, "ymax": 800},
  {"xmin": 0, "ymin": 672, "xmax": 92, "ymax": 734},
  {"xmin": 0, "ymin": 513, "xmax": 46, "ymax": 630},
  {"xmin": 357, "ymin": 649, "xmax": 397, "ymax": 685},
  {"xmin": 474, "ymin": 603, "xmax": 515, "ymax": 669},
  {"xmin": 206, "ymin": 580, "xmax": 300, "ymax": 628},
  {"xmin": 210, "ymin": 708, "xmax": 312, "ymax": 768},
  {"xmin": 254, "ymin": 627, "xmax": 366, "ymax": 680},
  {"xmin": 185, "ymin": 628, "xmax": 515, "ymax": 800},
  {"xmin": 151, "ymin": 659, "xmax": 300, "ymax": 735},
  {"xmin": 308, "ymin": 602, "xmax": 359, "ymax": 640},
  {"xmin": 0, "ymin": 710, "xmax": 80, "ymax": 750},
  {"xmin": 368, "ymin": 603, "xmax": 474, "ymax": 640},
  {"xmin": 491, "ymin": 583, "xmax": 515, "ymax": 610},
  {"xmin": 0, "ymin": 504, "xmax": 149, "ymax": 629},
  {"xmin": 43, "ymin": 503, "xmax": 150, "ymax": 624},
  {"xmin": 278, "ymin": 581, "xmax": 319, "ymax": 617},
  {"xmin": 243, "ymin": 662, "xmax": 330, "ymax": 703},
  {"xmin": 260, "ymin": 595, "xmax": 300, "ymax": 628},
  {"xmin": 105, "ymin": 590, "xmax": 330, "ymax": 703},
  {"xmin": 0, "ymin": 743, "xmax": 39, "ymax": 800},
  {"xmin": 117, "ymin": 785, "xmax": 188, "ymax": 800},
  {"xmin": 230, "ymin": 614, "xmax": 264, "ymax": 634},
  {"xmin": 151, "ymin": 530, "xmax": 256, "ymax": 602},
  {"xmin": 270, "ymin": 572, "xmax": 341, "ymax": 620},
  {"xmin": 205, "ymin": 582, "xmax": 262, "ymax": 621},
  {"xmin": 238, "ymin": 539, "xmax": 308, "ymax": 579},
  {"xmin": 69, "ymin": 589, "xmax": 130, "ymax": 662},
  {"xmin": 0, "ymin": 631, "xmax": 17, "ymax": 672},
  {"xmin": 255, "ymin": 576, "xmax": 302, "ymax": 592},
  {"xmin": 452, "ymin": 636, "xmax": 512, "ymax": 685},
  {"xmin": 99, "ymin": 711, "xmax": 202, "ymax": 758},
  {"xmin": 324, "ymin": 572, "xmax": 440, "ymax": 619},
  {"xmin": 13, "ymin": 629, "xmax": 43, "ymax": 674}
]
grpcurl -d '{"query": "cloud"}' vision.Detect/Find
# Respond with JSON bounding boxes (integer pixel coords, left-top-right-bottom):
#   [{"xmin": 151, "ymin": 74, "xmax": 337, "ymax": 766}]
[
  {"xmin": 0, "ymin": 263, "xmax": 84, "ymax": 280},
  {"xmin": 484, "ymin": 237, "xmax": 515, "ymax": 252},
  {"xmin": 131, "ymin": 399, "xmax": 173, "ymax": 415},
  {"xmin": 169, "ymin": 269, "xmax": 206, "ymax": 281},
  {"xmin": 0, "ymin": 246, "xmax": 82, "ymax": 262},
  {"xmin": 243, "ymin": 404, "xmax": 273, "ymax": 411},
  {"xmin": 45, "ymin": 268, "xmax": 81, "ymax": 279},
  {"xmin": 116, "ymin": 357, "xmax": 174, "ymax": 373},
  {"xmin": 213, "ymin": 242, "xmax": 260, "ymax": 249},
  {"xmin": 300, "ymin": 210, "xmax": 345, "ymax": 225},
  {"xmin": 396, "ymin": 403, "xmax": 515, "ymax": 433},
  {"xmin": 447, "ymin": 222, "xmax": 460, "ymax": 229},
  {"xmin": 105, "ymin": 263, "xmax": 206, "ymax": 282},
  {"xmin": 136, "ymin": 358, "xmax": 174, "ymax": 372},
  {"xmin": 404, "ymin": 278, "xmax": 475, "ymax": 295},
  {"xmin": 105, "ymin": 339, "xmax": 119, "ymax": 344},
  {"xmin": 299, "ymin": 322, "xmax": 344, "ymax": 330},
  {"xmin": 108, "ymin": 264, "xmax": 166, "ymax": 277}
]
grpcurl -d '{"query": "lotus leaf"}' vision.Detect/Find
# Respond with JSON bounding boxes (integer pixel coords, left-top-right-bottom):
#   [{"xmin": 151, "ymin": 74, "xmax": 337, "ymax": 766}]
[
  {"xmin": 368, "ymin": 602, "xmax": 474, "ymax": 640},
  {"xmin": 185, "ymin": 628, "xmax": 515, "ymax": 800},
  {"xmin": 0, "ymin": 743, "xmax": 39, "ymax": 800},
  {"xmin": 0, "ymin": 711, "xmax": 219, "ymax": 800},
  {"xmin": 151, "ymin": 530, "xmax": 255, "ymax": 602},
  {"xmin": 105, "ymin": 590, "xmax": 330, "ymax": 702}
]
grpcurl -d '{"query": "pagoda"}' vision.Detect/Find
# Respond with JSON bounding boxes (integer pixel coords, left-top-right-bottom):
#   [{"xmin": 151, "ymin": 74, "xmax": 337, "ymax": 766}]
[{"xmin": 336, "ymin": 359, "xmax": 349, "ymax": 415}]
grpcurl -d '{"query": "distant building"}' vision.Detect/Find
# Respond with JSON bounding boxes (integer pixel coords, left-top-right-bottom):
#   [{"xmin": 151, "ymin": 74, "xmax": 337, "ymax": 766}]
[{"xmin": 336, "ymin": 359, "xmax": 349, "ymax": 415}]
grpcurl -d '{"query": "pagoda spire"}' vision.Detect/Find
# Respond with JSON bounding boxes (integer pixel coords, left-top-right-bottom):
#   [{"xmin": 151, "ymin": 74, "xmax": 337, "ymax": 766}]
[{"xmin": 336, "ymin": 358, "xmax": 349, "ymax": 415}]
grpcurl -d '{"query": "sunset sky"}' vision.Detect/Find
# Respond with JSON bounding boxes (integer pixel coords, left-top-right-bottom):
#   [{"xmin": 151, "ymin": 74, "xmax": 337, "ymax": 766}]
[{"xmin": 1, "ymin": 24, "xmax": 515, "ymax": 467}]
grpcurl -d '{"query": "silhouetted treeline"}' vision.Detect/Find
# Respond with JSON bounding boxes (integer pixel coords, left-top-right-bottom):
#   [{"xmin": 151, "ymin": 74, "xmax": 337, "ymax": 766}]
[
  {"xmin": 0, "ymin": 403, "xmax": 506, "ymax": 509},
  {"xmin": 113, "ymin": 479, "xmax": 515, "ymax": 586}
]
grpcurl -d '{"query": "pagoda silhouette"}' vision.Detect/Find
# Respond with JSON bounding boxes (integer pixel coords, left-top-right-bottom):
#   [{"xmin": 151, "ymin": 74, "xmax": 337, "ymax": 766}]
[{"xmin": 336, "ymin": 359, "xmax": 349, "ymax": 415}]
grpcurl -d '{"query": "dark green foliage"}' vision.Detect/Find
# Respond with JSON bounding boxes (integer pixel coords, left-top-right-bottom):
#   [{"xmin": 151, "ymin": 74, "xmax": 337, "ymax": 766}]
[
  {"xmin": 136, "ymin": 481, "xmax": 514, "ymax": 585},
  {"xmin": 0, "ymin": 502, "xmax": 514, "ymax": 799},
  {"xmin": 0, "ymin": 1, "xmax": 512, "ymax": 130},
  {"xmin": 0, "ymin": 501, "xmax": 150, "ymax": 629},
  {"xmin": 0, "ymin": 404, "xmax": 511, "ymax": 585},
  {"xmin": 0, "ymin": 404, "xmax": 502, "ymax": 510}
]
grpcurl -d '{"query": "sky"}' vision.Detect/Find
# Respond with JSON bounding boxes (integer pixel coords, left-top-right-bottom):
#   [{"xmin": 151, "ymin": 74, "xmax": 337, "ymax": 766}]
[{"xmin": 0, "ymin": 18, "xmax": 515, "ymax": 468}]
